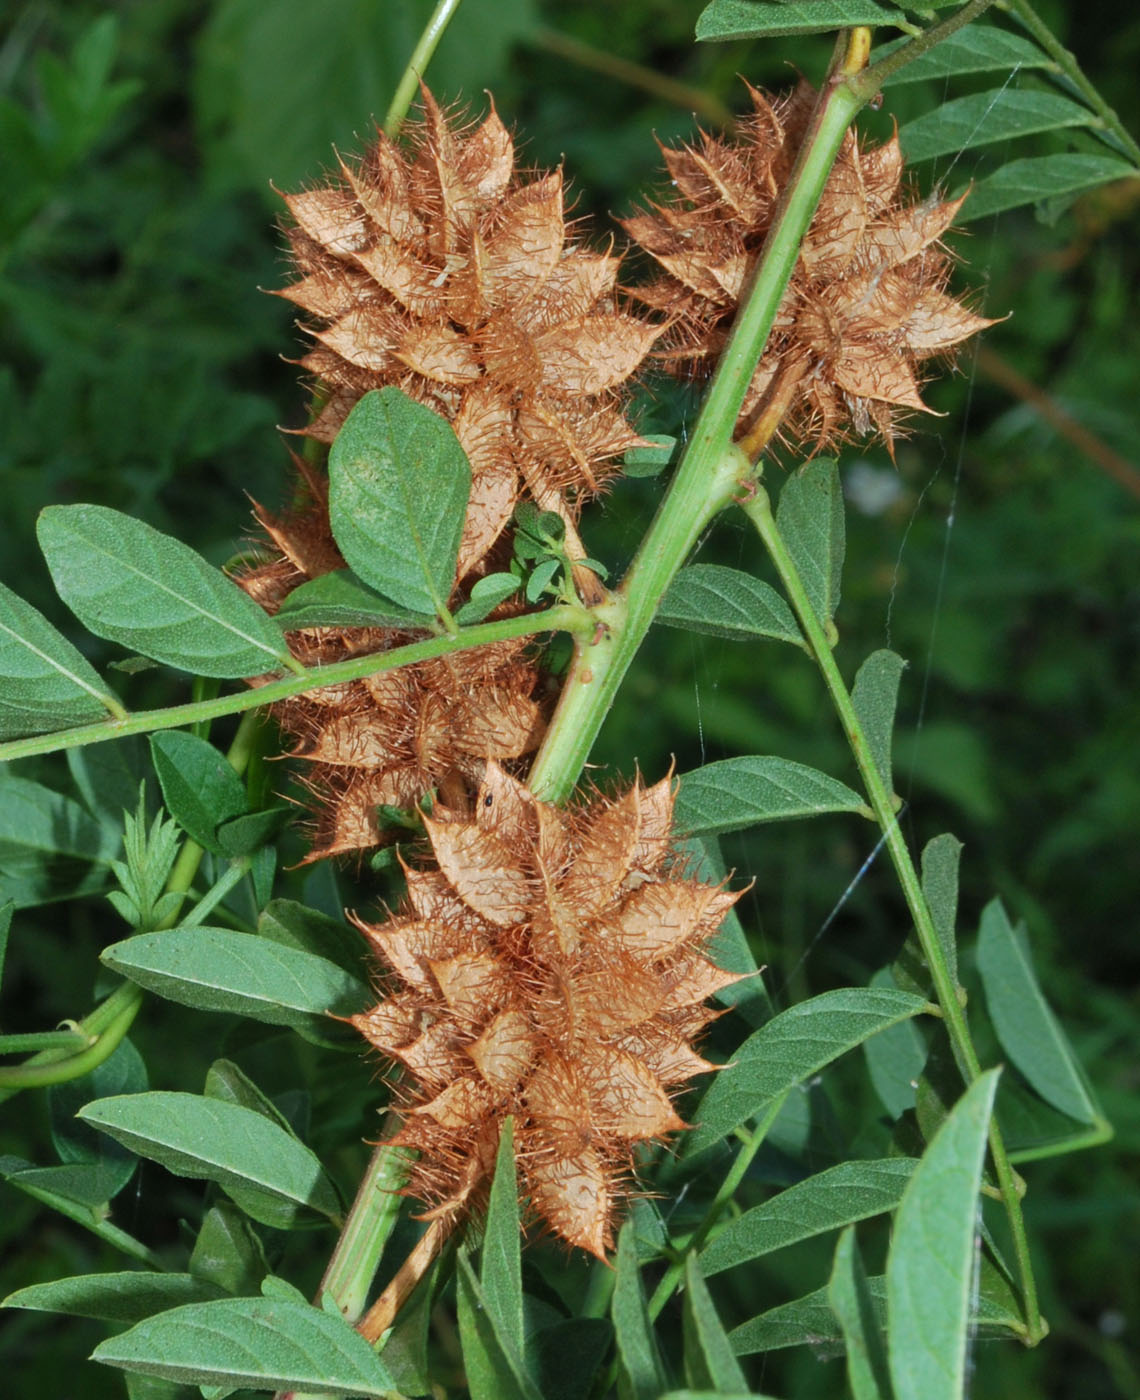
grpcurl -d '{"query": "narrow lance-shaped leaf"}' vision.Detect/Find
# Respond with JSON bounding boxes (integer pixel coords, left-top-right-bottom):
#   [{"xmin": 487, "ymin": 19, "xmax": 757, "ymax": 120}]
[
  {"xmin": 37, "ymin": 505, "xmax": 294, "ymax": 678},
  {"xmin": 900, "ymin": 89, "xmax": 1096, "ymax": 166},
  {"xmin": 77, "ymin": 1093, "xmax": 341, "ymax": 1223},
  {"xmin": 957, "ymin": 154, "xmax": 1138, "ymax": 224},
  {"xmin": 613, "ymin": 1220, "xmax": 669, "ymax": 1400},
  {"xmin": 700, "ymin": 1157, "xmax": 918, "ymax": 1277},
  {"xmin": 878, "ymin": 25, "xmax": 1052, "ymax": 86},
  {"xmin": 682, "ymin": 1254, "xmax": 748, "ymax": 1393},
  {"xmin": 852, "ymin": 650, "xmax": 905, "ymax": 796},
  {"xmin": 775, "ymin": 458, "xmax": 844, "ymax": 624},
  {"xmin": 657, "ymin": 565, "xmax": 803, "ymax": 646},
  {"xmin": 976, "ymin": 899, "xmax": 1099, "ymax": 1125},
  {"xmin": 0, "ymin": 580, "xmax": 121, "ymax": 738},
  {"xmin": 676, "ymin": 756, "xmax": 866, "ymax": 839},
  {"xmin": 481, "ymin": 1118, "xmax": 524, "ymax": 1360},
  {"xmin": 828, "ymin": 1228, "xmax": 892, "ymax": 1400},
  {"xmin": 2, "ymin": 1272, "xmax": 226, "ymax": 1325},
  {"xmin": 328, "ymin": 387, "xmax": 471, "ymax": 618},
  {"xmin": 921, "ymin": 833, "xmax": 962, "ymax": 988},
  {"xmin": 886, "ymin": 1070, "xmax": 1001, "ymax": 1400},
  {"xmin": 685, "ymin": 987, "xmax": 927, "ymax": 1158},
  {"xmin": 863, "ymin": 966, "xmax": 928, "ymax": 1119},
  {"xmin": 456, "ymin": 1250, "xmax": 541, "ymax": 1400},
  {"xmin": 90, "ymin": 1295, "xmax": 398, "ymax": 1395}
]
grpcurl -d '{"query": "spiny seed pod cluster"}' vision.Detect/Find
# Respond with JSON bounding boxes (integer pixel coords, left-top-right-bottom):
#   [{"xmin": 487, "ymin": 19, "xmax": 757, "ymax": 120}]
[
  {"xmin": 350, "ymin": 762, "xmax": 743, "ymax": 1256},
  {"xmin": 623, "ymin": 82, "xmax": 995, "ymax": 455},
  {"xmin": 277, "ymin": 89, "xmax": 661, "ymax": 573}
]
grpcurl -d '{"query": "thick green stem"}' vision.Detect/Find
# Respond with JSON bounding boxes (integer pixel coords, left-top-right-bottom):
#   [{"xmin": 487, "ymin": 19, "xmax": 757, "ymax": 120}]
[
  {"xmin": 383, "ymin": 0, "xmax": 466, "ymax": 137},
  {"xmin": 528, "ymin": 53, "xmax": 869, "ymax": 802},
  {"xmin": 318, "ymin": 1138, "xmax": 413, "ymax": 1323},
  {"xmin": 740, "ymin": 485, "xmax": 1043, "ymax": 1342},
  {"xmin": 0, "ymin": 607, "xmax": 583, "ymax": 765}
]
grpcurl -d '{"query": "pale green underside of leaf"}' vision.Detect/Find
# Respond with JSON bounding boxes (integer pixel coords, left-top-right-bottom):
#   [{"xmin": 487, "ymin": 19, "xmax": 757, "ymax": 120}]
[
  {"xmin": 328, "ymin": 387, "xmax": 471, "ymax": 617},
  {"xmin": 976, "ymin": 899, "xmax": 1100, "ymax": 1124},
  {"xmin": 101, "ymin": 927, "xmax": 370, "ymax": 1030},
  {"xmin": 685, "ymin": 987, "xmax": 927, "ymax": 1157},
  {"xmin": 657, "ymin": 564, "xmax": 802, "ymax": 646},
  {"xmin": 0, "ymin": 580, "xmax": 118, "ymax": 738},
  {"xmin": 675, "ymin": 756, "xmax": 866, "ymax": 838},
  {"xmin": 3, "ymin": 1271, "xmax": 226, "ymax": 1324},
  {"xmin": 37, "ymin": 504, "xmax": 292, "ymax": 677},
  {"xmin": 77, "ymin": 1092, "xmax": 340, "ymax": 1222},
  {"xmin": 700, "ymin": 1157, "xmax": 918, "ymax": 1276},
  {"xmin": 697, "ymin": 0, "xmax": 907, "ymax": 42},
  {"xmin": 901, "ymin": 89, "xmax": 1096, "ymax": 165},
  {"xmin": 956, "ymin": 152, "xmax": 1138, "ymax": 223},
  {"xmin": 91, "ymin": 1296, "xmax": 397, "ymax": 1394},
  {"xmin": 886, "ymin": 1071, "xmax": 1000, "ymax": 1400}
]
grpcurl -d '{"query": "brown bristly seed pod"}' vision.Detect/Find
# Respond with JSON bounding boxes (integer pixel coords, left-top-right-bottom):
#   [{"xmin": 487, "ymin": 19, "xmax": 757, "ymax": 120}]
[
  {"xmin": 350, "ymin": 760, "xmax": 746, "ymax": 1258},
  {"xmin": 623, "ymin": 81, "xmax": 998, "ymax": 457},
  {"xmin": 275, "ymin": 88, "xmax": 662, "ymax": 575}
]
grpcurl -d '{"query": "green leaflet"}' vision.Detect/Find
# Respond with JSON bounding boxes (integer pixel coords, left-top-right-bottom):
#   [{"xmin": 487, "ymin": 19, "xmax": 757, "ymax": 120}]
[
  {"xmin": 829, "ymin": 1228, "xmax": 892, "ymax": 1400},
  {"xmin": 958, "ymin": 153, "xmax": 1138, "ymax": 223},
  {"xmin": 37, "ymin": 504, "xmax": 293, "ymax": 677},
  {"xmin": 697, "ymin": 0, "xmax": 906, "ymax": 41},
  {"xmin": 481, "ymin": 1119, "xmax": 525, "ymax": 1360},
  {"xmin": 91, "ymin": 1295, "xmax": 397, "ymax": 1395},
  {"xmin": 0, "ymin": 579, "xmax": 119, "ymax": 738},
  {"xmin": 613, "ymin": 1221, "xmax": 669, "ymax": 1400},
  {"xmin": 682, "ymin": 1255, "xmax": 748, "ymax": 1392},
  {"xmin": 685, "ymin": 987, "xmax": 927, "ymax": 1157},
  {"xmin": 921, "ymin": 833, "xmax": 962, "ymax": 988},
  {"xmin": 886, "ymin": 1071, "xmax": 1001, "ymax": 1400},
  {"xmin": 456, "ymin": 1250, "xmax": 541, "ymax": 1400},
  {"xmin": 77, "ymin": 1092, "xmax": 341, "ymax": 1226},
  {"xmin": 775, "ymin": 459, "xmax": 844, "ymax": 625},
  {"xmin": 327, "ymin": 388, "xmax": 471, "ymax": 618},
  {"xmin": 149, "ymin": 730, "xmax": 248, "ymax": 854},
  {"xmin": 851, "ymin": 649, "xmax": 906, "ymax": 796},
  {"xmin": 273, "ymin": 568, "xmax": 431, "ymax": 630},
  {"xmin": 878, "ymin": 24, "xmax": 1051, "ymax": 85},
  {"xmin": 901, "ymin": 89, "xmax": 1095, "ymax": 165},
  {"xmin": 3, "ymin": 1272, "xmax": 226, "ymax": 1325},
  {"xmin": 675, "ymin": 756, "xmax": 866, "ymax": 838},
  {"xmin": 0, "ymin": 774, "xmax": 120, "ymax": 909},
  {"xmin": 657, "ymin": 564, "xmax": 802, "ymax": 646}
]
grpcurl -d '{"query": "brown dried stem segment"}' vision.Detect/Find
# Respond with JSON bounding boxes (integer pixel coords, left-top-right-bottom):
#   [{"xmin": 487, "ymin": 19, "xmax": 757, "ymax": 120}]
[
  {"xmin": 277, "ymin": 90, "xmax": 661, "ymax": 577},
  {"xmin": 624, "ymin": 82, "xmax": 998, "ymax": 458},
  {"xmin": 350, "ymin": 761, "xmax": 745, "ymax": 1260}
]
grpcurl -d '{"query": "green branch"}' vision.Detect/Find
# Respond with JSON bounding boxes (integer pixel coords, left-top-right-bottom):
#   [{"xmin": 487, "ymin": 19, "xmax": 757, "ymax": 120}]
[
  {"xmin": 740, "ymin": 484, "xmax": 1044, "ymax": 1344},
  {"xmin": 384, "ymin": 0, "xmax": 467, "ymax": 137},
  {"xmin": 0, "ymin": 607, "xmax": 584, "ymax": 765}
]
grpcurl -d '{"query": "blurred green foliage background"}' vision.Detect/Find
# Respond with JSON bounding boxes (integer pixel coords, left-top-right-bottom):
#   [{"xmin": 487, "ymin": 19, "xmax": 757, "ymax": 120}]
[{"xmin": 0, "ymin": 2, "xmax": 1137, "ymax": 1396}]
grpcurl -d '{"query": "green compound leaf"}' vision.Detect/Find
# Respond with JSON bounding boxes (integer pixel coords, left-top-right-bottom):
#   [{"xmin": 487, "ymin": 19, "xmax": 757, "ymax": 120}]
[
  {"xmin": 657, "ymin": 565, "xmax": 802, "ymax": 646},
  {"xmin": 273, "ymin": 568, "xmax": 431, "ymax": 630},
  {"xmin": 101, "ymin": 927, "xmax": 369, "ymax": 1033},
  {"xmin": 957, "ymin": 153, "xmax": 1137, "ymax": 224},
  {"xmin": 886, "ymin": 1070, "xmax": 1001, "ymax": 1400},
  {"xmin": 829, "ymin": 1228, "xmax": 892, "ymax": 1400},
  {"xmin": 686, "ymin": 987, "xmax": 927, "ymax": 1158},
  {"xmin": 77, "ymin": 1092, "xmax": 341, "ymax": 1225},
  {"xmin": 775, "ymin": 458, "xmax": 844, "ymax": 624},
  {"xmin": 976, "ymin": 899, "xmax": 1100, "ymax": 1125},
  {"xmin": 852, "ymin": 649, "xmax": 906, "ymax": 795},
  {"xmin": 697, "ymin": 0, "xmax": 905, "ymax": 41},
  {"xmin": 682, "ymin": 1254, "xmax": 747, "ymax": 1392},
  {"xmin": 457, "ymin": 1250, "xmax": 541, "ymax": 1400},
  {"xmin": 91, "ymin": 1295, "xmax": 397, "ymax": 1394},
  {"xmin": 675, "ymin": 756, "xmax": 865, "ymax": 838},
  {"xmin": 900, "ymin": 89, "xmax": 1095, "ymax": 165},
  {"xmin": 37, "ymin": 505, "xmax": 293, "ymax": 678},
  {"xmin": 328, "ymin": 387, "xmax": 471, "ymax": 618},
  {"xmin": 700, "ymin": 1158, "xmax": 918, "ymax": 1277},
  {"xmin": 613, "ymin": 1220, "xmax": 669, "ymax": 1400},
  {"xmin": 0, "ymin": 580, "xmax": 120, "ymax": 738},
  {"xmin": 879, "ymin": 25, "xmax": 1052, "ymax": 86},
  {"xmin": 481, "ymin": 1119, "xmax": 524, "ymax": 1360},
  {"xmin": 149, "ymin": 730, "xmax": 247, "ymax": 854},
  {"xmin": 3, "ymin": 1272, "xmax": 226, "ymax": 1325}
]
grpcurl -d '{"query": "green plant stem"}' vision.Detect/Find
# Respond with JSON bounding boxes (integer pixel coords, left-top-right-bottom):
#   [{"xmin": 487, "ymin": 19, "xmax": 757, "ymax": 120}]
[
  {"xmin": 528, "ymin": 43, "xmax": 869, "ymax": 802},
  {"xmin": 1003, "ymin": 0, "xmax": 1140, "ymax": 165},
  {"xmin": 647, "ymin": 1092, "xmax": 788, "ymax": 1322},
  {"xmin": 739, "ymin": 484, "xmax": 1044, "ymax": 1343},
  {"xmin": 318, "ymin": 1137, "xmax": 413, "ymax": 1323},
  {"xmin": 0, "ymin": 607, "xmax": 584, "ymax": 765},
  {"xmin": 0, "ymin": 1029, "xmax": 90, "ymax": 1054},
  {"xmin": 383, "ymin": 0, "xmax": 466, "ymax": 138}
]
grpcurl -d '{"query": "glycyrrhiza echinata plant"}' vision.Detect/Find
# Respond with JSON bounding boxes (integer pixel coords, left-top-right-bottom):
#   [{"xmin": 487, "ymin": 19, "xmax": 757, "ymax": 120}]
[{"xmin": 0, "ymin": 3, "xmax": 1134, "ymax": 1398}]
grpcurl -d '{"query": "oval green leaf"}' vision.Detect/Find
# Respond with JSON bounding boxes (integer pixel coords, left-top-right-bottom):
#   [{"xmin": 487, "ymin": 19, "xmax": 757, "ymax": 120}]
[
  {"xmin": 3, "ymin": 1271, "xmax": 226, "ymax": 1324},
  {"xmin": 886, "ymin": 1070, "xmax": 1001, "ymax": 1400},
  {"xmin": 696, "ymin": 0, "xmax": 905, "ymax": 42},
  {"xmin": 37, "ymin": 505, "xmax": 292, "ymax": 678},
  {"xmin": 0, "ymin": 580, "xmax": 120, "ymax": 738},
  {"xmin": 658, "ymin": 565, "xmax": 802, "ymax": 646},
  {"xmin": 685, "ymin": 987, "xmax": 927, "ymax": 1158},
  {"xmin": 76, "ymin": 1092, "xmax": 340, "ymax": 1223},
  {"xmin": 958, "ymin": 153, "xmax": 1137, "ymax": 224},
  {"xmin": 273, "ymin": 568, "xmax": 430, "ymax": 630},
  {"xmin": 900, "ymin": 89, "xmax": 1094, "ymax": 165},
  {"xmin": 852, "ymin": 649, "xmax": 905, "ymax": 795},
  {"xmin": 91, "ymin": 1295, "xmax": 397, "ymax": 1394},
  {"xmin": 149, "ymin": 730, "xmax": 248, "ymax": 853},
  {"xmin": 328, "ymin": 387, "xmax": 471, "ymax": 617},
  {"xmin": 675, "ymin": 756, "xmax": 865, "ymax": 838},
  {"xmin": 775, "ymin": 458, "xmax": 844, "ymax": 624},
  {"xmin": 101, "ymin": 927, "xmax": 369, "ymax": 1031}
]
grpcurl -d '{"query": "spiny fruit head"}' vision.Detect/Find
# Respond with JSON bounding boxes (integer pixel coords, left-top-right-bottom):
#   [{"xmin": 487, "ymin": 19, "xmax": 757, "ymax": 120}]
[
  {"xmin": 350, "ymin": 761, "xmax": 744, "ymax": 1256},
  {"xmin": 624, "ymin": 82, "xmax": 996, "ymax": 456}
]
